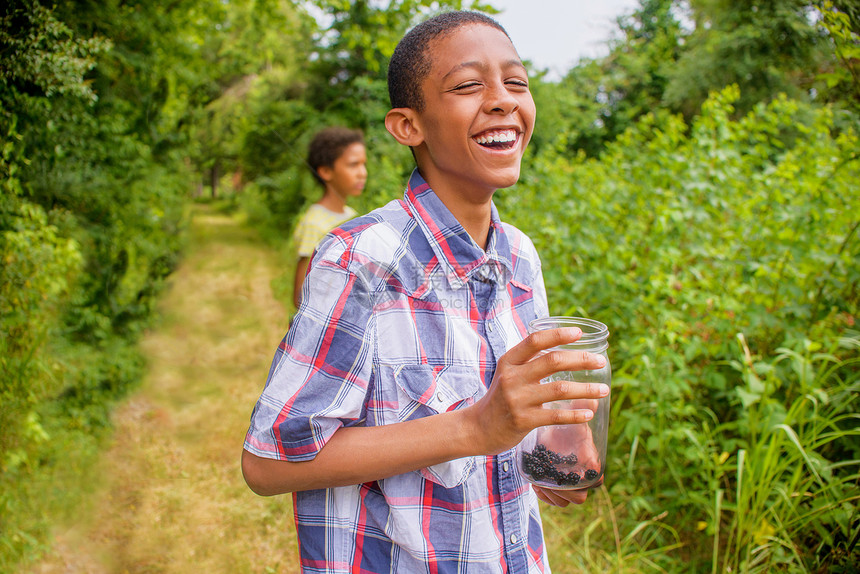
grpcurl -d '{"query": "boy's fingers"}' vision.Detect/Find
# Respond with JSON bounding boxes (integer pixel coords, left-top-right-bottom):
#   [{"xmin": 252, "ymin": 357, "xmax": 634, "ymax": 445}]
[
  {"xmin": 532, "ymin": 380, "xmax": 609, "ymax": 405},
  {"xmin": 535, "ymin": 407, "xmax": 597, "ymax": 426},
  {"xmin": 531, "ymin": 401, "xmax": 599, "ymax": 426},
  {"xmin": 528, "ymin": 349, "xmax": 606, "ymax": 381},
  {"xmin": 569, "ymin": 398, "xmax": 600, "ymax": 411},
  {"xmin": 505, "ymin": 327, "xmax": 582, "ymax": 364},
  {"xmin": 533, "ymin": 485, "xmax": 589, "ymax": 506},
  {"xmin": 533, "ymin": 486, "xmax": 570, "ymax": 507}
]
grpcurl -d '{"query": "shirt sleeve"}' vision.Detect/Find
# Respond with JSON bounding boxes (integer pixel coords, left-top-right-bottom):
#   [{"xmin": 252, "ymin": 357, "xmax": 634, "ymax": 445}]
[
  {"xmin": 244, "ymin": 240, "xmax": 375, "ymax": 461},
  {"xmin": 530, "ymin": 251, "xmax": 549, "ymax": 319}
]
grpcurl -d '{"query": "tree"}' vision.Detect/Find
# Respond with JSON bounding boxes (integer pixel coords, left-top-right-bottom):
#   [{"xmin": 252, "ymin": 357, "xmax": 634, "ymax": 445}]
[
  {"xmin": 304, "ymin": 0, "xmax": 496, "ymax": 127},
  {"xmin": 816, "ymin": 1, "xmax": 860, "ymax": 113},
  {"xmin": 184, "ymin": 0, "xmax": 312, "ymax": 195},
  {"xmin": 539, "ymin": 0, "xmax": 684, "ymax": 157},
  {"xmin": 664, "ymin": 0, "xmax": 827, "ymax": 118}
]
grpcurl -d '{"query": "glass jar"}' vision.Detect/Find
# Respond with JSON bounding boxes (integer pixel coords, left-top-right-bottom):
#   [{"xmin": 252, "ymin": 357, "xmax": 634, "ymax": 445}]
[{"xmin": 515, "ymin": 317, "xmax": 611, "ymax": 490}]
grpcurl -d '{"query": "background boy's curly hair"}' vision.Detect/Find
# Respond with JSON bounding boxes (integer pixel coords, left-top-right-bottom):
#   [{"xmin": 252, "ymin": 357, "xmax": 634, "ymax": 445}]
[
  {"xmin": 307, "ymin": 127, "xmax": 364, "ymax": 186},
  {"xmin": 387, "ymin": 11, "xmax": 510, "ymax": 112}
]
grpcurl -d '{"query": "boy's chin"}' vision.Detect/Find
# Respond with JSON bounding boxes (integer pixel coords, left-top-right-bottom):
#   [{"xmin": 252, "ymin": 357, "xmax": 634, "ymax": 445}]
[{"xmin": 491, "ymin": 168, "xmax": 522, "ymax": 190}]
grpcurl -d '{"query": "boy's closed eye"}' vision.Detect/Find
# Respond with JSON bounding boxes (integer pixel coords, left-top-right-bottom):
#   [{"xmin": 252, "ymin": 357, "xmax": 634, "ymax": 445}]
[
  {"xmin": 450, "ymin": 81, "xmax": 483, "ymax": 93},
  {"xmin": 450, "ymin": 78, "xmax": 529, "ymax": 93}
]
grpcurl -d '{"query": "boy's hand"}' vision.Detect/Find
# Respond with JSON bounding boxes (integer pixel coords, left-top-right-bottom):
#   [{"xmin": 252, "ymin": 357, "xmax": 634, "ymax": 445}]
[
  {"xmin": 532, "ymin": 480, "xmax": 604, "ymax": 507},
  {"xmin": 464, "ymin": 326, "xmax": 609, "ymax": 456}
]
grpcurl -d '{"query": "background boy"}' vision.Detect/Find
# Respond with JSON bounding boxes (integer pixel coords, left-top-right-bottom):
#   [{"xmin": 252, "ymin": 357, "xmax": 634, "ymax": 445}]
[
  {"xmin": 292, "ymin": 126, "xmax": 367, "ymax": 308},
  {"xmin": 243, "ymin": 11, "xmax": 608, "ymax": 573}
]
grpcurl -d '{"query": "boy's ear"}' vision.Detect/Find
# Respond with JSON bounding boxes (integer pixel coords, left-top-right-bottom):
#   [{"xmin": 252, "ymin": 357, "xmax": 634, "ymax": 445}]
[
  {"xmin": 385, "ymin": 108, "xmax": 424, "ymax": 147},
  {"xmin": 316, "ymin": 166, "xmax": 333, "ymax": 183}
]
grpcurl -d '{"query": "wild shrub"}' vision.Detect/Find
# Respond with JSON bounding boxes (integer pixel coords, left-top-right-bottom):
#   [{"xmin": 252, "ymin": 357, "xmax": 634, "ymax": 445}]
[{"xmin": 502, "ymin": 86, "xmax": 860, "ymax": 571}]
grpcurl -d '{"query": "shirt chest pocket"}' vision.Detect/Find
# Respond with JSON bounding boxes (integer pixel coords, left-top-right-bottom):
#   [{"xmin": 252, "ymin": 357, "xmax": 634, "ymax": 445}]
[{"xmin": 371, "ymin": 364, "xmax": 484, "ymax": 425}]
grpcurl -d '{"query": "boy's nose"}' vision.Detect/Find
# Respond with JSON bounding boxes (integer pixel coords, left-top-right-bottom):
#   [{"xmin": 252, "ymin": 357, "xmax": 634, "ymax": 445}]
[{"xmin": 485, "ymin": 84, "xmax": 520, "ymax": 115}]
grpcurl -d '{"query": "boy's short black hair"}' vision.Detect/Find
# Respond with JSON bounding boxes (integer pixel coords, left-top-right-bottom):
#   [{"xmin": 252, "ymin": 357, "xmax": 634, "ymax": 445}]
[
  {"xmin": 307, "ymin": 127, "xmax": 365, "ymax": 186},
  {"xmin": 388, "ymin": 11, "xmax": 510, "ymax": 112}
]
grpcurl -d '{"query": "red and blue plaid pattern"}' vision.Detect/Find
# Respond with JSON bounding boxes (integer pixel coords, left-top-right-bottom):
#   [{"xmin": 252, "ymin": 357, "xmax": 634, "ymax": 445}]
[{"xmin": 245, "ymin": 170, "xmax": 551, "ymax": 573}]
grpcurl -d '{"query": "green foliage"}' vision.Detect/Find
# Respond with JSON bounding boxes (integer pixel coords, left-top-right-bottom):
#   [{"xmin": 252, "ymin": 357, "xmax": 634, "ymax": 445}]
[
  {"xmin": 1, "ymin": 0, "xmax": 194, "ymax": 569},
  {"xmin": 817, "ymin": 1, "xmax": 860, "ymax": 111},
  {"xmin": 551, "ymin": 1, "xmax": 858, "ymax": 156},
  {"xmin": 665, "ymin": 1, "xmax": 826, "ymax": 118},
  {"xmin": 503, "ymin": 85, "xmax": 859, "ymax": 571},
  {"xmin": 715, "ymin": 334, "xmax": 859, "ymax": 572},
  {"xmin": 549, "ymin": 0, "xmax": 684, "ymax": 157},
  {"xmin": 0, "ymin": 1, "xmax": 107, "ymax": 101},
  {"xmin": 305, "ymin": 0, "xmax": 495, "ymax": 124},
  {"xmin": 183, "ymin": 0, "xmax": 315, "ymax": 195},
  {"xmin": 0, "ymin": 200, "xmax": 81, "ymax": 422}
]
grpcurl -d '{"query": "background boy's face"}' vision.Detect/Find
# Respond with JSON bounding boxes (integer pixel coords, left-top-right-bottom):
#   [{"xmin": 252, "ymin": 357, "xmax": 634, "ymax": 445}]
[
  {"xmin": 413, "ymin": 23, "xmax": 535, "ymax": 202},
  {"xmin": 318, "ymin": 142, "xmax": 367, "ymax": 198}
]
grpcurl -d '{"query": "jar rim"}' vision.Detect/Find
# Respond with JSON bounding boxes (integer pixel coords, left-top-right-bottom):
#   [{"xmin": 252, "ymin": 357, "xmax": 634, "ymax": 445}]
[{"xmin": 529, "ymin": 316, "xmax": 609, "ymax": 343}]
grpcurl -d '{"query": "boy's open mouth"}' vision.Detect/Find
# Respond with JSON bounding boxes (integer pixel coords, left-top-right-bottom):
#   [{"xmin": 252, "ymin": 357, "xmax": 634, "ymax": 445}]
[{"xmin": 474, "ymin": 129, "xmax": 518, "ymax": 150}]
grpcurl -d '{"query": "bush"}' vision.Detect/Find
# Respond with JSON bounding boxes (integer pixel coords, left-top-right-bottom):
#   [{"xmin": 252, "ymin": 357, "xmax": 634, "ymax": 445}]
[{"xmin": 502, "ymin": 87, "xmax": 860, "ymax": 571}]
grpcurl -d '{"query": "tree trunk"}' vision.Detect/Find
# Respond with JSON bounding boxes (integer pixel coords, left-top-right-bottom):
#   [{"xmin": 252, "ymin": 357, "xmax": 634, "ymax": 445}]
[{"xmin": 210, "ymin": 161, "xmax": 220, "ymax": 198}]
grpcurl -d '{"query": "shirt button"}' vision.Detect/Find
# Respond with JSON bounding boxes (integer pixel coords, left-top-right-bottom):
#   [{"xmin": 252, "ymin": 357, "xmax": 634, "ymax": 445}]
[
  {"xmin": 510, "ymin": 534, "xmax": 518, "ymax": 545},
  {"xmin": 487, "ymin": 322, "xmax": 494, "ymax": 333},
  {"xmin": 502, "ymin": 462, "xmax": 509, "ymax": 472}
]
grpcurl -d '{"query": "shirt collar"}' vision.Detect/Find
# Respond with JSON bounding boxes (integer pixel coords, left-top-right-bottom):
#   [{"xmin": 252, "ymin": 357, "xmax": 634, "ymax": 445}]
[{"xmin": 403, "ymin": 169, "xmax": 513, "ymax": 289}]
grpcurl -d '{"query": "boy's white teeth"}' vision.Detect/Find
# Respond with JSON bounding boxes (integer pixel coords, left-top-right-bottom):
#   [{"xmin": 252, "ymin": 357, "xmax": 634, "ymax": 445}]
[{"xmin": 475, "ymin": 130, "xmax": 517, "ymax": 145}]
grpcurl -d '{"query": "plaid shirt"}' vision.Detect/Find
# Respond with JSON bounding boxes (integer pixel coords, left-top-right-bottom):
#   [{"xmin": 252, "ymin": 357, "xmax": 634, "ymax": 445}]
[{"xmin": 245, "ymin": 170, "xmax": 551, "ymax": 573}]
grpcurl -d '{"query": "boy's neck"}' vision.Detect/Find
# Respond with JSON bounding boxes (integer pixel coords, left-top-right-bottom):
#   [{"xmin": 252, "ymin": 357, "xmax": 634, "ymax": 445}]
[
  {"xmin": 431, "ymin": 186, "xmax": 493, "ymax": 251},
  {"xmin": 413, "ymin": 164, "xmax": 496, "ymax": 250},
  {"xmin": 317, "ymin": 188, "xmax": 348, "ymax": 214},
  {"xmin": 460, "ymin": 212, "xmax": 492, "ymax": 251}
]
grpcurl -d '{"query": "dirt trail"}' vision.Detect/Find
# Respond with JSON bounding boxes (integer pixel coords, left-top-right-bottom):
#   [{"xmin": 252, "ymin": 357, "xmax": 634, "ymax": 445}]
[{"xmin": 31, "ymin": 206, "xmax": 300, "ymax": 573}]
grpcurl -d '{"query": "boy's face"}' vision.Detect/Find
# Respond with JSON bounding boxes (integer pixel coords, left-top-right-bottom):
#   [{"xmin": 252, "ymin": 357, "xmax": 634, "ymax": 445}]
[
  {"xmin": 319, "ymin": 142, "xmax": 367, "ymax": 199},
  {"xmin": 410, "ymin": 24, "xmax": 535, "ymax": 203}
]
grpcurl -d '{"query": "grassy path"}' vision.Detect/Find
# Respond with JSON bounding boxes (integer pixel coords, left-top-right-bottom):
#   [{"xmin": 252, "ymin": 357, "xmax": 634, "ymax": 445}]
[{"xmin": 31, "ymin": 205, "xmax": 299, "ymax": 573}]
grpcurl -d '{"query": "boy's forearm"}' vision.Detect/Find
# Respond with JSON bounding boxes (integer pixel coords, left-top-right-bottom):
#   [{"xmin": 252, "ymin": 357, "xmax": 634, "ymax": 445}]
[
  {"xmin": 242, "ymin": 408, "xmax": 480, "ymax": 496},
  {"xmin": 243, "ymin": 329, "xmax": 611, "ymax": 496},
  {"xmin": 293, "ymin": 257, "xmax": 310, "ymax": 308}
]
